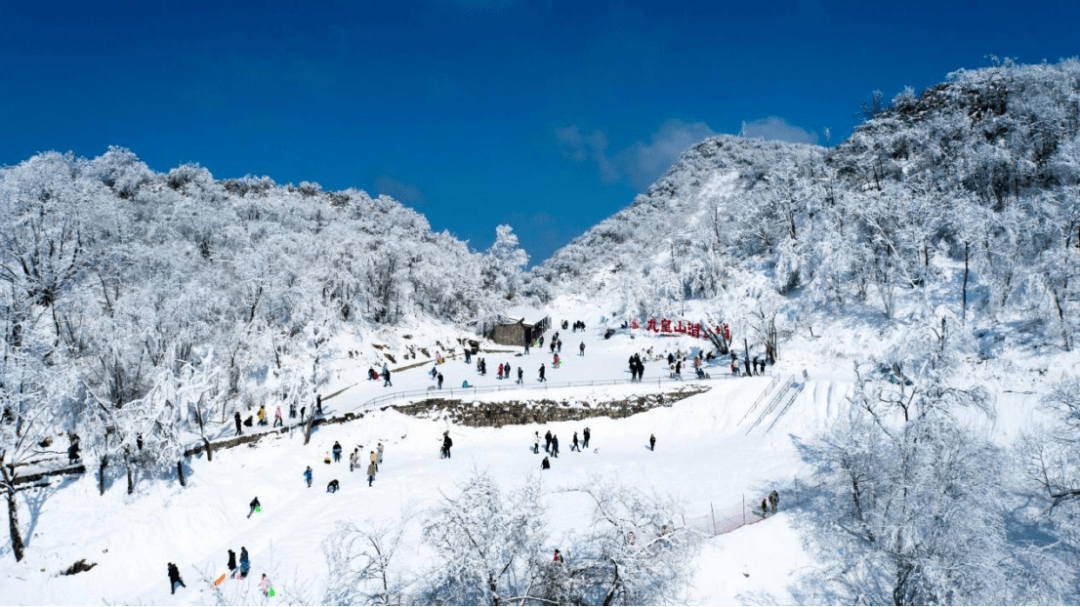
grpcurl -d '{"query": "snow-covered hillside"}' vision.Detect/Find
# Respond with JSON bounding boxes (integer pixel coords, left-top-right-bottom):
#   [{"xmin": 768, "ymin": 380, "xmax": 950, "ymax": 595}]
[{"xmin": 4, "ymin": 58, "xmax": 1080, "ymax": 605}]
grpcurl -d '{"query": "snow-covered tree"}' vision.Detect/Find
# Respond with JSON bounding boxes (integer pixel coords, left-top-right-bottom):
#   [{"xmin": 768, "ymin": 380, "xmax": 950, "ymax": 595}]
[
  {"xmin": 796, "ymin": 349, "xmax": 1069, "ymax": 604},
  {"xmin": 482, "ymin": 224, "xmax": 529, "ymax": 300},
  {"xmin": 418, "ymin": 473, "xmax": 546, "ymax": 605}
]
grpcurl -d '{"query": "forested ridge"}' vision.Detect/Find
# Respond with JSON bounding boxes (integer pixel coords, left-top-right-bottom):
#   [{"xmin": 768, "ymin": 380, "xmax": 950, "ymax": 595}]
[
  {"xmin": 532, "ymin": 59, "xmax": 1080, "ymax": 350},
  {"xmin": 0, "ymin": 148, "xmax": 526, "ymax": 535}
]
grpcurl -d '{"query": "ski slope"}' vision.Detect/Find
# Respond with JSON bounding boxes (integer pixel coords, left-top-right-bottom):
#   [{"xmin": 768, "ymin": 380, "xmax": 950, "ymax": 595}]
[{"xmin": 0, "ymin": 297, "xmax": 1047, "ymax": 605}]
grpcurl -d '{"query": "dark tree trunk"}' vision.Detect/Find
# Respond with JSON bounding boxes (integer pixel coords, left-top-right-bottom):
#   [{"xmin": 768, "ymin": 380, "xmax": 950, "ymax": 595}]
[
  {"xmin": 99, "ymin": 454, "xmax": 108, "ymax": 496},
  {"xmin": 962, "ymin": 241, "xmax": 969, "ymax": 322},
  {"xmin": 177, "ymin": 461, "xmax": 186, "ymax": 487},
  {"xmin": 0, "ymin": 457, "xmax": 25, "ymax": 561},
  {"xmin": 125, "ymin": 448, "xmax": 133, "ymax": 495},
  {"xmin": 5, "ymin": 487, "xmax": 24, "ymax": 562}
]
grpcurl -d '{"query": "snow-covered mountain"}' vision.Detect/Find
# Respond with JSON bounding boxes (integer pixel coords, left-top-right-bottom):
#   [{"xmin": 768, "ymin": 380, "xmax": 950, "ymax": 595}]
[
  {"xmin": 532, "ymin": 59, "xmax": 1080, "ymax": 356},
  {"xmin": 4, "ymin": 59, "xmax": 1080, "ymax": 606}
]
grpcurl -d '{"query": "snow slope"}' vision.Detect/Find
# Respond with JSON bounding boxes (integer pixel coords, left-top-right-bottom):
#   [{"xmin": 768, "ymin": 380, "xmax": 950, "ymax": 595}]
[{"xmin": 1, "ymin": 298, "xmax": 853, "ymax": 605}]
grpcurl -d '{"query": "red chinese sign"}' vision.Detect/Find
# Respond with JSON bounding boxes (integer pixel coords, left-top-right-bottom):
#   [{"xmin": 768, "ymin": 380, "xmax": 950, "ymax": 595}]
[{"xmin": 634, "ymin": 319, "xmax": 727, "ymax": 341}]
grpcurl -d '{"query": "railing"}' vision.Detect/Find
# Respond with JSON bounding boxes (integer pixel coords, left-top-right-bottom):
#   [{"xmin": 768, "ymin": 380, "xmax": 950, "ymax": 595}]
[
  {"xmin": 744, "ymin": 375, "xmax": 795, "ymax": 434},
  {"xmin": 682, "ymin": 478, "xmax": 802, "ymax": 538},
  {"xmin": 349, "ymin": 369, "xmax": 761, "ymax": 414},
  {"xmin": 738, "ymin": 374, "xmax": 782, "ymax": 425},
  {"xmin": 764, "ymin": 381, "xmax": 806, "ymax": 433}
]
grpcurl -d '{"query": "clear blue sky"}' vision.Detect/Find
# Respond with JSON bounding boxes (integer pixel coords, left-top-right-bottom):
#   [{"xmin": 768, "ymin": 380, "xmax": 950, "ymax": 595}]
[{"xmin": 2, "ymin": 1, "xmax": 1077, "ymax": 263}]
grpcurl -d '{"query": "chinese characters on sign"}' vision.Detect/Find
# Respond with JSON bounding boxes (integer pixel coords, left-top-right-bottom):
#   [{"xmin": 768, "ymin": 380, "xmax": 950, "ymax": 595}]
[{"xmin": 633, "ymin": 319, "xmax": 729, "ymax": 341}]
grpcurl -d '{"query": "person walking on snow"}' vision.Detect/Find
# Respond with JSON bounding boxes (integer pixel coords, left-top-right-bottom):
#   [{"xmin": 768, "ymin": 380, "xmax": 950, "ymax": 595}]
[
  {"xmin": 539, "ymin": 364, "xmax": 546, "ymax": 382},
  {"xmin": 333, "ymin": 441, "xmax": 343, "ymax": 463},
  {"xmin": 579, "ymin": 342, "xmax": 585, "ymax": 356},
  {"xmin": 583, "ymin": 427, "xmax": 591, "ymax": 448},
  {"xmin": 304, "ymin": 466, "xmax": 313, "ymax": 487},
  {"xmin": 349, "ymin": 450, "xmax": 358, "ymax": 472},
  {"xmin": 544, "ymin": 430, "xmax": 553, "ymax": 453},
  {"xmin": 438, "ymin": 372, "xmax": 444, "ymax": 389},
  {"xmin": 533, "ymin": 431, "xmax": 540, "ymax": 454},
  {"xmin": 649, "ymin": 434, "xmax": 656, "ymax": 451},
  {"xmin": 370, "ymin": 450, "xmax": 378, "ymax": 472},
  {"xmin": 377, "ymin": 442, "xmax": 384, "ymax": 464},
  {"xmin": 257, "ymin": 405, "xmax": 267, "ymax": 426},
  {"xmin": 168, "ymin": 562, "xmax": 185, "ymax": 594},
  {"xmin": 571, "ymin": 431, "xmax": 580, "ymax": 452},
  {"xmin": 234, "ymin": 411, "xmax": 242, "ymax": 436},
  {"xmin": 259, "ymin": 574, "xmax": 271, "ymax": 597},
  {"xmin": 498, "ymin": 363, "xmax": 504, "ymax": 379},
  {"xmin": 551, "ymin": 434, "xmax": 560, "ymax": 458},
  {"xmin": 367, "ymin": 460, "xmax": 377, "ymax": 486},
  {"xmin": 273, "ymin": 406, "xmax": 283, "ymax": 427},
  {"xmin": 227, "ymin": 549, "xmax": 237, "ymax": 573},
  {"xmin": 383, "ymin": 368, "xmax": 392, "ymax": 387},
  {"xmin": 517, "ymin": 367, "xmax": 524, "ymax": 384},
  {"xmin": 442, "ymin": 431, "xmax": 453, "ymax": 459},
  {"xmin": 239, "ymin": 547, "xmax": 250, "ymax": 579}
]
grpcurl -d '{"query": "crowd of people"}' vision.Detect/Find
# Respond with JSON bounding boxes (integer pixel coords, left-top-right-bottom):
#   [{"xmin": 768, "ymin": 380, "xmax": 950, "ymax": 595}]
[{"xmin": 168, "ymin": 316, "xmax": 783, "ymax": 598}]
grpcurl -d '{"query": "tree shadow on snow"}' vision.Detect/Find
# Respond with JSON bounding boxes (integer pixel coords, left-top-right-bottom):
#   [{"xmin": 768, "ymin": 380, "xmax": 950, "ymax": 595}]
[{"xmin": 21, "ymin": 473, "xmax": 79, "ymax": 549}]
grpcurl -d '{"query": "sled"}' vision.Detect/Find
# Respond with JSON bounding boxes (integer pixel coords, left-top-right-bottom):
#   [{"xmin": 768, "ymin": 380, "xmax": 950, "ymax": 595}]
[
  {"xmin": 255, "ymin": 506, "xmax": 262, "ymax": 512},
  {"xmin": 269, "ymin": 587, "xmax": 276, "ymax": 597},
  {"xmin": 214, "ymin": 574, "xmax": 226, "ymax": 586}
]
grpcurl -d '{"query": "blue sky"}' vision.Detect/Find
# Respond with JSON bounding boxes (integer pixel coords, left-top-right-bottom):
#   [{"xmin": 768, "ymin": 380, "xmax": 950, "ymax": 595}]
[{"xmin": 2, "ymin": 1, "xmax": 1078, "ymax": 263}]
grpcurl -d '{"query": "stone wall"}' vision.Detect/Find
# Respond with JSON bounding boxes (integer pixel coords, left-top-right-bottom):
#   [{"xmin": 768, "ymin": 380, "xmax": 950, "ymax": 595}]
[{"xmin": 392, "ymin": 386, "xmax": 709, "ymax": 428}]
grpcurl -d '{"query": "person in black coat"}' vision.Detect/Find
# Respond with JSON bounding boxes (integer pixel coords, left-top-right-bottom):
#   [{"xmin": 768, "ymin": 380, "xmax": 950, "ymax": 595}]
[
  {"xmin": 551, "ymin": 435, "xmax": 560, "ymax": 458},
  {"xmin": 539, "ymin": 364, "xmax": 546, "ymax": 382},
  {"xmin": 649, "ymin": 434, "xmax": 656, "ymax": 451},
  {"xmin": 168, "ymin": 562, "xmax": 186, "ymax": 594},
  {"xmin": 248, "ymin": 496, "xmax": 260, "ymax": 518},
  {"xmin": 544, "ymin": 430, "xmax": 552, "ymax": 453},
  {"xmin": 442, "ymin": 432, "xmax": 453, "ymax": 459},
  {"xmin": 234, "ymin": 412, "xmax": 243, "ymax": 436},
  {"xmin": 583, "ymin": 427, "xmax": 591, "ymax": 448},
  {"xmin": 227, "ymin": 549, "xmax": 237, "ymax": 572},
  {"xmin": 542, "ymin": 456, "xmax": 550, "ymax": 470}
]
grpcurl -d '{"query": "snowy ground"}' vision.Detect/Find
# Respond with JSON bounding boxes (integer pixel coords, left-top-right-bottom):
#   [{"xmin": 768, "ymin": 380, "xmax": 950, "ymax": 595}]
[{"xmin": 0, "ymin": 297, "xmax": 1056, "ymax": 605}]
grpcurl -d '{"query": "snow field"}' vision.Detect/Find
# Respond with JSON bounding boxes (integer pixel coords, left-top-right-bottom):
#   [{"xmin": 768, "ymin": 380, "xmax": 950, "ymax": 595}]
[{"xmin": 1, "ymin": 304, "xmax": 842, "ymax": 605}]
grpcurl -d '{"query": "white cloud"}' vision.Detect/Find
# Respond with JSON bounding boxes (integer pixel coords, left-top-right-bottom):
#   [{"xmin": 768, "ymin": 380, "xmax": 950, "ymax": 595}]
[
  {"xmin": 555, "ymin": 126, "xmax": 618, "ymax": 182},
  {"xmin": 614, "ymin": 120, "xmax": 716, "ymax": 190},
  {"xmin": 556, "ymin": 119, "xmax": 716, "ymax": 191},
  {"xmin": 739, "ymin": 116, "xmax": 818, "ymax": 145},
  {"xmin": 374, "ymin": 176, "xmax": 424, "ymax": 205}
]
